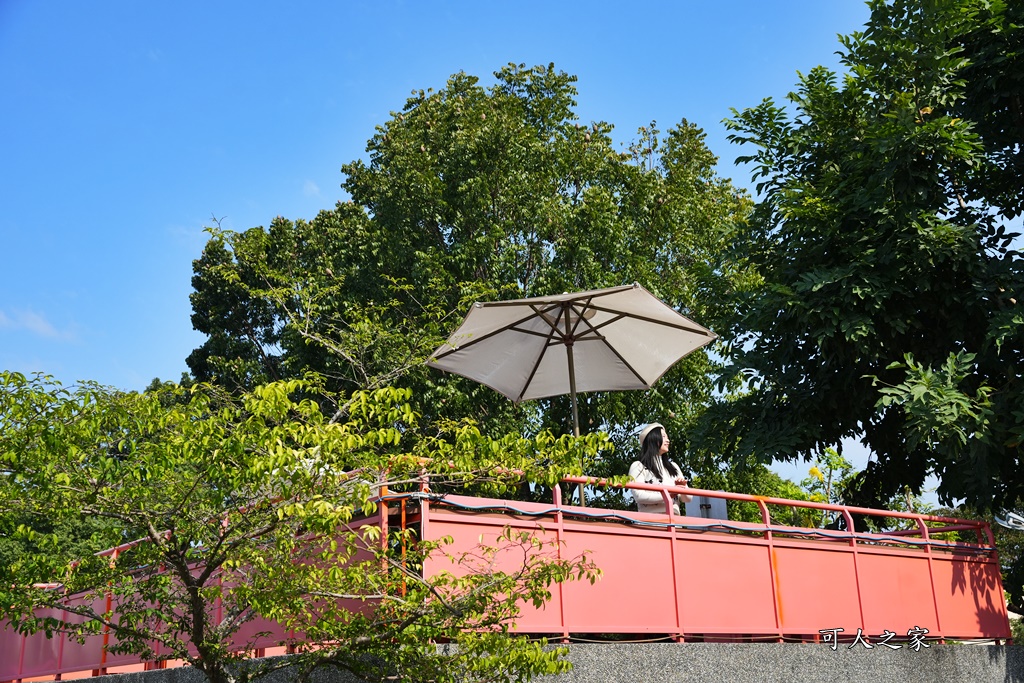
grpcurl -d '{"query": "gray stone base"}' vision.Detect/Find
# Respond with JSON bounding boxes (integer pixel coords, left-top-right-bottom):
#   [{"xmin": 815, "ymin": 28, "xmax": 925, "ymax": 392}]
[
  {"xmin": 552, "ymin": 643, "xmax": 1024, "ymax": 682},
  {"xmin": 84, "ymin": 643, "xmax": 1024, "ymax": 683}
]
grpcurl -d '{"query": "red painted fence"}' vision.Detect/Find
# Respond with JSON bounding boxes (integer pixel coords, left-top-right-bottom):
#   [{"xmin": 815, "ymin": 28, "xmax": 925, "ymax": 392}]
[
  {"xmin": 0, "ymin": 479, "xmax": 1011, "ymax": 680},
  {"xmin": 424, "ymin": 479, "xmax": 1010, "ymax": 642}
]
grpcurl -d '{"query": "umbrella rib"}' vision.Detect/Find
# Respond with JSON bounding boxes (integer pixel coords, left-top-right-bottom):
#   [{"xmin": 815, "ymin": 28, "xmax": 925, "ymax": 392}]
[
  {"xmin": 516, "ymin": 317, "xmax": 561, "ymax": 403},
  {"xmin": 429, "ymin": 364, "xmax": 520, "ymax": 401},
  {"xmin": 529, "ymin": 302, "xmax": 571, "ymax": 337},
  {"xmin": 508, "ymin": 325, "xmax": 563, "ymax": 341},
  {"xmin": 430, "ymin": 306, "xmax": 565, "ymax": 360},
  {"xmin": 568, "ymin": 306, "xmax": 655, "ymax": 387},
  {"xmin": 581, "ymin": 302, "xmax": 717, "ymax": 337},
  {"xmin": 569, "ymin": 313, "xmax": 626, "ymax": 340},
  {"xmin": 599, "ymin": 337, "xmax": 654, "ymax": 386}
]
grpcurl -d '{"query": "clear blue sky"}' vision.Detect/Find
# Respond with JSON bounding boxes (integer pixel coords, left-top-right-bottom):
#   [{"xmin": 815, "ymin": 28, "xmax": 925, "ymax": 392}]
[{"xmin": 1, "ymin": 0, "xmax": 872, "ymax": 392}]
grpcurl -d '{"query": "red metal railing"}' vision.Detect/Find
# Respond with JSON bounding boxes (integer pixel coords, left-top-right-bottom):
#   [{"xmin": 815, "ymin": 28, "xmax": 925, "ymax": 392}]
[
  {"xmin": 0, "ymin": 480, "xmax": 1010, "ymax": 680},
  {"xmin": 422, "ymin": 478, "xmax": 1008, "ymax": 642}
]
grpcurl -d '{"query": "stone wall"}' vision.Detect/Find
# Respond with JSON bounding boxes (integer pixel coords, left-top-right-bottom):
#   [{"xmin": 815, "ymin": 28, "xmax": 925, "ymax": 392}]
[{"xmin": 85, "ymin": 643, "xmax": 1024, "ymax": 683}]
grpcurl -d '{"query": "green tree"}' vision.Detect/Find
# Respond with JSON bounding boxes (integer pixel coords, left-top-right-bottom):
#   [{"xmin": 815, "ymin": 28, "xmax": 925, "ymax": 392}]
[
  {"xmin": 716, "ymin": 0, "xmax": 1023, "ymax": 511},
  {"xmin": 800, "ymin": 449, "xmax": 855, "ymax": 510},
  {"xmin": 0, "ymin": 371, "xmax": 602, "ymax": 683},
  {"xmin": 695, "ymin": 462, "xmax": 814, "ymax": 527},
  {"xmin": 187, "ymin": 63, "xmax": 755, "ymax": 488}
]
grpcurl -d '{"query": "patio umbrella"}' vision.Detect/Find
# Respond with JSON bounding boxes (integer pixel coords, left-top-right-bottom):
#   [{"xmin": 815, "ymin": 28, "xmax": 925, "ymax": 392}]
[{"xmin": 428, "ymin": 283, "xmax": 717, "ymax": 499}]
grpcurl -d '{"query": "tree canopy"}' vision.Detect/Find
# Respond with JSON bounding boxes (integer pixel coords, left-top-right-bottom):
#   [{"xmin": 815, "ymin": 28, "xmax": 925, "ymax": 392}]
[
  {"xmin": 187, "ymin": 63, "xmax": 754, "ymax": 490},
  {"xmin": 717, "ymin": 0, "xmax": 1023, "ymax": 510}
]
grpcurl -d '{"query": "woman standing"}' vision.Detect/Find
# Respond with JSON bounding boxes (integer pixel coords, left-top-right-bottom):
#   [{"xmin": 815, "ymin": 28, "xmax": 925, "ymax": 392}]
[{"xmin": 629, "ymin": 422, "xmax": 692, "ymax": 514}]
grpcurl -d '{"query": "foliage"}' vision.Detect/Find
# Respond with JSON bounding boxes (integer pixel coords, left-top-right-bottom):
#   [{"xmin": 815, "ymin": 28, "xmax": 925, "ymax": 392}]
[
  {"xmin": 187, "ymin": 63, "xmax": 755, "ymax": 484},
  {"xmin": 675, "ymin": 459, "xmax": 812, "ymax": 527},
  {"xmin": 1001, "ymin": 517, "xmax": 1024, "ymax": 618},
  {"xmin": 0, "ymin": 371, "xmax": 603, "ymax": 683},
  {"xmin": 800, "ymin": 449, "xmax": 855, "ymax": 512},
  {"xmin": 717, "ymin": 0, "xmax": 1024, "ymax": 511},
  {"xmin": 0, "ymin": 511, "xmax": 120, "ymax": 578},
  {"xmin": 1012, "ymin": 616, "xmax": 1024, "ymax": 645}
]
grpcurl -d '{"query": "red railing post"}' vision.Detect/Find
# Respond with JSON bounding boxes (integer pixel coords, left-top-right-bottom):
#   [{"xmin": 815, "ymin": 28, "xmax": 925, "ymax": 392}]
[
  {"xmin": 551, "ymin": 484, "xmax": 569, "ymax": 642},
  {"xmin": 917, "ymin": 514, "xmax": 945, "ymax": 641},
  {"xmin": 843, "ymin": 508, "xmax": 868, "ymax": 638},
  {"xmin": 57, "ymin": 605, "xmax": 67, "ymax": 675},
  {"xmin": 757, "ymin": 498, "xmax": 784, "ymax": 641},
  {"xmin": 419, "ymin": 471, "xmax": 430, "ymax": 543},
  {"xmin": 399, "ymin": 498, "xmax": 408, "ymax": 597},
  {"xmin": 18, "ymin": 620, "xmax": 27, "ymax": 680},
  {"xmin": 378, "ymin": 468, "xmax": 390, "ymax": 571},
  {"xmin": 667, "ymin": 488, "xmax": 684, "ymax": 642},
  {"xmin": 93, "ymin": 547, "xmax": 118, "ymax": 676}
]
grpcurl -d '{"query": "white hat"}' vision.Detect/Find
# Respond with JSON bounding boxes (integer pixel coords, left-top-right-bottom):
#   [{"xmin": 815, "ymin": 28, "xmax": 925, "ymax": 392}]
[{"xmin": 638, "ymin": 422, "xmax": 664, "ymax": 446}]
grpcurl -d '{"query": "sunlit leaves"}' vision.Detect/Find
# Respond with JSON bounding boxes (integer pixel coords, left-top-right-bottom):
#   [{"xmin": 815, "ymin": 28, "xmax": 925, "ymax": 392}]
[
  {"xmin": 718, "ymin": 0, "xmax": 1023, "ymax": 512},
  {"xmin": 0, "ymin": 371, "xmax": 606, "ymax": 683}
]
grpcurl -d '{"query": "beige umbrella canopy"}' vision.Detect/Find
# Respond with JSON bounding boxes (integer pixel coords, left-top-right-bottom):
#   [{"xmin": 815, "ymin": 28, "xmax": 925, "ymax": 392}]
[{"xmin": 428, "ymin": 283, "xmax": 718, "ymax": 440}]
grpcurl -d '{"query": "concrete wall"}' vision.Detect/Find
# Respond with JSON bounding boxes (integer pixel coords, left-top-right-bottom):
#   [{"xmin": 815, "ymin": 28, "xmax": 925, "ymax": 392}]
[
  {"xmin": 86, "ymin": 644, "xmax": 1024, "ymax": 683},
  {"xmin": 552, "ymin": 644, "xmax": 1024, "ymax": 683}
]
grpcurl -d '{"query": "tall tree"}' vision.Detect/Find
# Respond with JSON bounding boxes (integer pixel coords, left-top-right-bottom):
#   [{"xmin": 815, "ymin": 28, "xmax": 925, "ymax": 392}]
[
  {"xmin": 717, "ymin": 0, "xmax": 1023, "ymax": 510},
  {"xmin": 188, "ymin": 63, "xmax": 754, "ymax": 487}
]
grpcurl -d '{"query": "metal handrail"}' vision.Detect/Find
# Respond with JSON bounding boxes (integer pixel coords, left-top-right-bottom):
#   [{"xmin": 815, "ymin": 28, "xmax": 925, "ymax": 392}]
[{"xmin": 559, "ymin": 476, "xmax": 992, "ymax": 546}]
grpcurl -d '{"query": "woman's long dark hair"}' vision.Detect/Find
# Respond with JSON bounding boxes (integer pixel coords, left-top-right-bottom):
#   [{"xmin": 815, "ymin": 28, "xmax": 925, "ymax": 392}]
[{"xmin": 639, "ymin": 428, "xmax": 681, "ymax": 480}]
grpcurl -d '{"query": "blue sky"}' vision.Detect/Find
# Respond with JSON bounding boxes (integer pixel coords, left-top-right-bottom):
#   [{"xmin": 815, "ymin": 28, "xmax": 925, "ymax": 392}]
[{"xmin": 1, "ymin": 0, "xmax": 872, "ymax": 392}]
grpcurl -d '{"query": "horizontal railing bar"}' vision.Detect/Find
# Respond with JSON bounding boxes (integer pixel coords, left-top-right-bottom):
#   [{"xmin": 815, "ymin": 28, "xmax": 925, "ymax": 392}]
[
  {"xmin": 562, "ymin": 476, "xmax": 980, "ymax": 528},
  {"xmin": 410, "ymin": 493, "xmax": 992, "ymax": 552}
]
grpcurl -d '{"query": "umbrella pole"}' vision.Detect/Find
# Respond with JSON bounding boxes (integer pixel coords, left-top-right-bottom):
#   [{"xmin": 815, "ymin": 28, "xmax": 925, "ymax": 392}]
[{"xmin": 567, "ymin": 345, "xmax": 585, "ymax": 506}]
